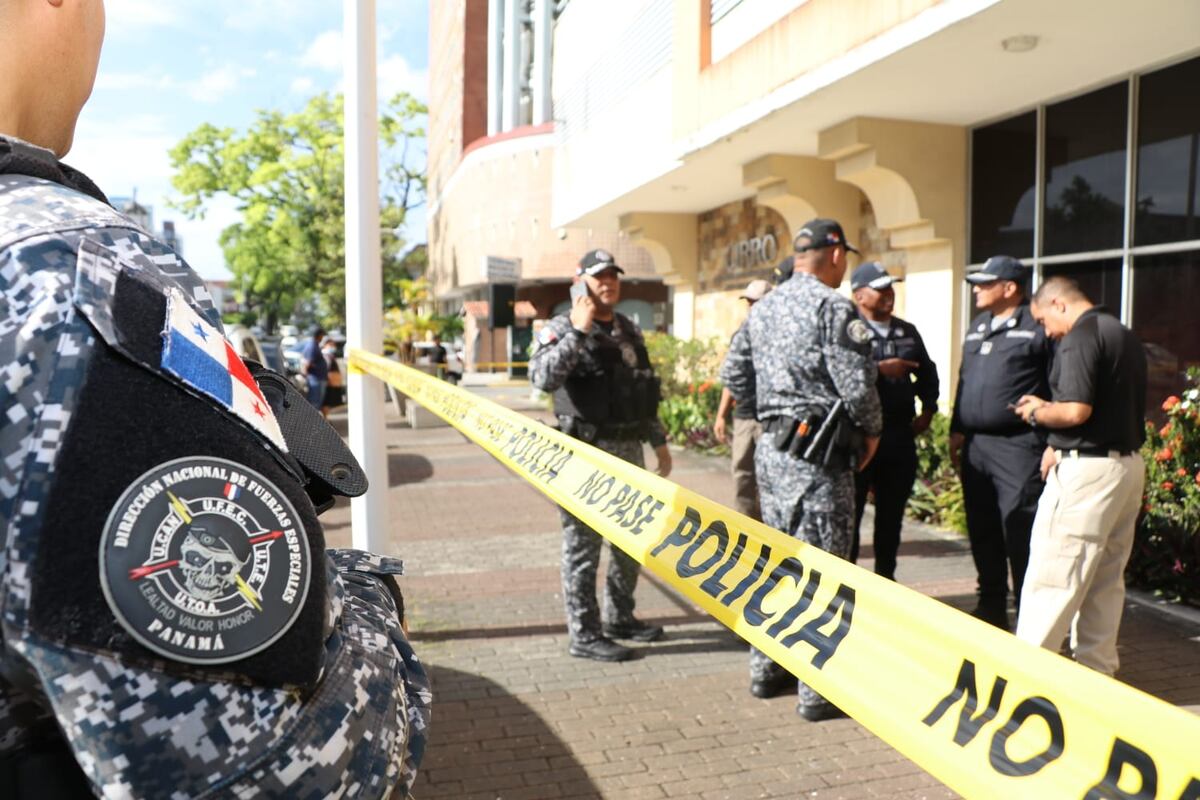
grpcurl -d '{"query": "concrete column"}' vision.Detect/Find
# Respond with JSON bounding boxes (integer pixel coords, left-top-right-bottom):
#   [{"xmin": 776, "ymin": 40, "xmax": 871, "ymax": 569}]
[
  {"xmin": 487, "ymin": 0, "xmax": 503, "ymax": 135},
  {"xmin": 818, "ymin": 116, "xmax": 968, "ymax": 408},
  {"xmin": 502, "ymin": 0, "xmax": 522, "ymax": 131},
  {"xmin": 343, "ymin": 0, "xmax": 388, "ymax": 552},
  {"xmin": 619, "ymin": 211, "xmax": 699, "ymax": 339},
  {"xmin": 531, "ymin": 0, "xmax": 552, "ymax": 125}
]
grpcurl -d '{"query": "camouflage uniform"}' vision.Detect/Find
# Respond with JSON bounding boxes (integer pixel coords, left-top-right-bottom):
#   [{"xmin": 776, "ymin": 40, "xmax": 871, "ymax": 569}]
[
  {"xmin": 721, "ymin": 272, "xmax": 882, "ymax": 710},
  {"xmin": 529, "ymin": 312, "xmax": 666, "ymax": 644},
  {"xmin": 0, "ymin": 137, "xmax": 429, "ymax": 798}
]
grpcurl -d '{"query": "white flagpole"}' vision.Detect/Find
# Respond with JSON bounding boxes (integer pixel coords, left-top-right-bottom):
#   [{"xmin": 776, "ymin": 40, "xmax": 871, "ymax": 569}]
[{"xmin": 344, "ymin": 0, "xmax": 388, "ymax": 553}]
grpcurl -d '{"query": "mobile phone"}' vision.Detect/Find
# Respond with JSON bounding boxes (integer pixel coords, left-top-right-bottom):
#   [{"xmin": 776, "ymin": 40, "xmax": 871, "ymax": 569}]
[{"xmin": 569, "ymin": 280, "xmax": 589, "ymax": 303}]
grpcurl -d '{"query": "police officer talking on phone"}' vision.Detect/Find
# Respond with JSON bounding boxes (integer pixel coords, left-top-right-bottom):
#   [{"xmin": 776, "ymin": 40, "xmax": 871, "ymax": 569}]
[
  {"xmin": 950, "ymin": 255, "xmax": 1053, "ymax": 630},
  {"xmin": 530, "ymin": 249, "xmax": 672, "ymax": 662}
]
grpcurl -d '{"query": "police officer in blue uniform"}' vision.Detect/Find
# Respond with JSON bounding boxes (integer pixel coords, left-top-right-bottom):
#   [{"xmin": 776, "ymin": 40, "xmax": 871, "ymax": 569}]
[
  {"xmin": 950, "ymin": 256, "xmax": 1053, "ymax": 629},
  {"xmin": 0, "ymin": 4, "xmax": 428, "ymax": 796},
  {"xmin": 849, "ymin": 263, "xmax": 939, "ymax": 580}
]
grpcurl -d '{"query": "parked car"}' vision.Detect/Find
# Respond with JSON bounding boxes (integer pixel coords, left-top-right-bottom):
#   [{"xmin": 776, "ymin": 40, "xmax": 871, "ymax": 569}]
[{"xmin": 225, "ymin": 324, "xmax": 268, "ymax": 366}]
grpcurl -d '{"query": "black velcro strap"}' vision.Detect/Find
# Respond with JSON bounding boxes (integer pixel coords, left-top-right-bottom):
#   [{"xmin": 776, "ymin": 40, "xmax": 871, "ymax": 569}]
[{"xmin": 252, "ymin": 367, "xmax": 368, "ymax": 512}]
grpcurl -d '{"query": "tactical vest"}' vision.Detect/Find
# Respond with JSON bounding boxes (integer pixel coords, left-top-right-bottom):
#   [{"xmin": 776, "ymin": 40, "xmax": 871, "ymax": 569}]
[{"xmin": 552, "ymin": 316, "xmax": 661, "ymax": 431}]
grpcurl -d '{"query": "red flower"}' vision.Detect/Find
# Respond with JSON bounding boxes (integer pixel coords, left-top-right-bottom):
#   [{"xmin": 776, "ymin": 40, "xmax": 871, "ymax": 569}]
[
  {"xmin": 1155, "ymin": 447, "xmax": 1174, "ymax": 462},
  {"xmin": 1174, "ymin": 559, "xmax": 1186, "ymax": 575},
  {"xmin": 1163, "ymin": 396, "xmax": 1181, "ymax": 411},
  {"xmin": 1176, "ymin": 468, "xmax": 1188, "ymax": 478},
  {"xmin": 1194, "ymin": 471, "xmax": 1200, "ymax": 486},
  {"xmin": 1162, "ymin": 481, "xmax": 1175, "ymax": 491},
  {"xmin": 698, "ymin": 380, "xmax": 713, "ymax": 394},
  {"xmin": 1160, "ymin": 423, "xmax": 1173, "ymax": 437}
]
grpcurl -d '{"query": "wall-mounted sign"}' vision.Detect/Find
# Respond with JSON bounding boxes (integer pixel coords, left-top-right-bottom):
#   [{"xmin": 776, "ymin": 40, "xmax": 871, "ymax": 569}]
[
  {"xmin": 725, "ymin": 233, "xmax": 778, "ymax": 273},
  {"xmin": 482, "ymin": 255, "xmax": 520, "ymax": 283}
]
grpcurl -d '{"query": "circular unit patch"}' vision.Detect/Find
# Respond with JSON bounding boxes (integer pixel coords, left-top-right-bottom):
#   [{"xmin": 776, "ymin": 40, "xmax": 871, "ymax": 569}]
[{"xmin": 99, "ymin": 456, "xmax": 311, "ymax": 665}]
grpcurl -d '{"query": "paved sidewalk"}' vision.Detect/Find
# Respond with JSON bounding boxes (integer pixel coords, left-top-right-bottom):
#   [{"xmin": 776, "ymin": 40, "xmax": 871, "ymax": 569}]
[{"xmin": 321, "ymin": 387, "xmax": 1200, "ymax": 800}]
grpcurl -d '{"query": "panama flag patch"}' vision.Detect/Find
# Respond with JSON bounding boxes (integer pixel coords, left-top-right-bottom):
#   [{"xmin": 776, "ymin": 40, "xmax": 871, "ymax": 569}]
[{"xmin": 160, "ymin": 289, "xmax": 288, "ymax": 452}]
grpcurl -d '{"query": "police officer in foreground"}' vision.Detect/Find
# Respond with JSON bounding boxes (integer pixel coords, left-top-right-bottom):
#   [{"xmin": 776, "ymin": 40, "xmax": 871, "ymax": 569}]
[
  {"xmin": 849, "ymin": 262, "xmax": 939, "ymax": 580},
  {"xmin": 0, "ymin": 3, "xmax": 429, "ymax": 796},
  {"xmin": 721, "ymin": 219, "xmax": 882, "ymax": 721},
  {"xmin": 530, "ymin": 249, "xmax": 672, "ymax": 662},
  {"xmin": 950, "ymin": 255, "xmax": 1053, "ymax": 630}
]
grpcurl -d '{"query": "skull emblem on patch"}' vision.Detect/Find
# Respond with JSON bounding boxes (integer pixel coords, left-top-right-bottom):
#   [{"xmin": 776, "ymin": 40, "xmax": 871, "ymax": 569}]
[{"xmin": 99, "ymin": 456, "xmax": 311, "ymax": 665}]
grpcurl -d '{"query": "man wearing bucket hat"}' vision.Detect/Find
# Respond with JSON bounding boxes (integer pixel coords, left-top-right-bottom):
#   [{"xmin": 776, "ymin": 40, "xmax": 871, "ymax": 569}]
[
  {"xmin": 715, "ymin": 279, "xmax": 773, "ymax": 520},
  {"xmin": 848, "ymin": 262, "xmax": 939, "ymax": 581}
]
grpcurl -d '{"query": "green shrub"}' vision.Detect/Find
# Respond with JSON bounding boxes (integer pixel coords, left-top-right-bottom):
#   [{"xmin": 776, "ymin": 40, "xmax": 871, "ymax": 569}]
[
  {"xmin": 1130, "ymin": 368, "xmax": 1200, "ymax": 605},
  {"xmin": 907, "ymin": 412, "xmax": 967, "ymax": 535},
  {"xmin": 645, "ymin": 332, "xmax": 727, "ymax": 452}
]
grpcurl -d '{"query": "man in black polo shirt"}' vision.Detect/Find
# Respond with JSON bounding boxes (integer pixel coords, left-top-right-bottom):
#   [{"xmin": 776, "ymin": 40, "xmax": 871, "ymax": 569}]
[{"xmin": 1011, "ymin": 276, "xmax": 1147, "ymax": 675}]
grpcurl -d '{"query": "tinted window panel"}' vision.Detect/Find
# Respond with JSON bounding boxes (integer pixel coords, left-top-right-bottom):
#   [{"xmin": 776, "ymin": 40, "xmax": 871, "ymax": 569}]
[
  {"xmin": 1136, "ymin": 57, "xmax": 1200, "ymax": 246},
  {"xmin": 1043, "ymin": 82, "xmax": 1128, "ymax": 255},
  {"xmin": 971, "ymin": 111, "xmax": 1037, "ymax": 263},
  {"xmin": 1042, "ymin": 258, "xmax": 1123, "ymax": 313},
  {"xmin": 1132, "ymin": 250, "xmax": 1200, "ymax": 418}
]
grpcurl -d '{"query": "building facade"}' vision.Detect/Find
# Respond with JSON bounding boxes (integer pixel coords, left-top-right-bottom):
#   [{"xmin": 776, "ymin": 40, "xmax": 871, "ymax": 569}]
[
  {"xmin": 431, "ymin": 0, "xmax": 1200, "ymax": 401},
  {"xmin": 428, "ymin": 0, "xmax": 669, "ymax": 370}
]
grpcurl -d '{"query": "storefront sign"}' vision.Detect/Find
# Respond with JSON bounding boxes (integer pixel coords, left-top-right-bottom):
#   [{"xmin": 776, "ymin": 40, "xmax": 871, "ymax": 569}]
[
  {"xmin": 482, "ymin": 255, "xmax": 521, "ymax": 283},
  {"xmin": 726, "ymin": 234, "xmax": 778, "ymax": 273}
]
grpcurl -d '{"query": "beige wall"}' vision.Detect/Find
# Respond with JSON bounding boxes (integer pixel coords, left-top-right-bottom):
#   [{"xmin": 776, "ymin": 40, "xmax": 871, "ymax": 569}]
[{"xmin": 427, "ymin": 133, "xmax": 658, "ymax": 298}]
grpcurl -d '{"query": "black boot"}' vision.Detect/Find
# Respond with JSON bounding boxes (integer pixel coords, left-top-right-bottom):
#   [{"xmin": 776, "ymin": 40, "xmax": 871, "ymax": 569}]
[
  {"xmin": 569, "ymin": 637, "xmax": 635, "ymax": 662},
  {"xmin": 602, "ymin": 618, "xmax": 665, "ymax": 642}
]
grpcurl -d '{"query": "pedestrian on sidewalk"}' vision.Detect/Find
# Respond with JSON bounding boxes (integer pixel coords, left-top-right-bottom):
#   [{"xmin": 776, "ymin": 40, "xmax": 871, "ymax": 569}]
[
  {"xmin": 299, "ymin": 325, "xmax": 329, "ymax": 412},
  {"xmin": 530, "ymin": 249, "xmax": 673, "ymax": 663},
  {"xmin": 714, "ymin": 278, "xmax": 772, "ymax": 521},
  {"xmin": 849, "ymin": 262, "xmax": 939, "ymax": 580},
  {"xmin": 0, "ymin": 2, "xmax": 428, "ymax": 796},
  {"xmin": 1011, "ymin": 277, "xmax": 1147, "ymax": 675},
  {"xmin": 949, "ymin": 255, "xmax": 1053, "ymax": 630},
  {"xmin": 722, "ymin": 219, "xmax": 881, "ymax": 721}
]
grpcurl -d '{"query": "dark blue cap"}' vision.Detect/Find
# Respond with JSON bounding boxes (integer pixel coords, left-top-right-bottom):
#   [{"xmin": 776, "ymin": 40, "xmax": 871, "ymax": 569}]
[
  {"xmin": 966, "ymin": 255, "xmax": 1030, "ymax": 284},
  {"xmin": 793, "ymin": 218, "xmax": 859, "ymax": 254},
  {"xmin": 851, "ymin": 261, "xmax": 901, "ymax": 291}
]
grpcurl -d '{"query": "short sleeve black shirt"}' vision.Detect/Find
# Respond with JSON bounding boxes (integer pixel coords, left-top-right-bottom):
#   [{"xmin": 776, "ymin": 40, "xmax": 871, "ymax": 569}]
[{"xmin": 1047, "ymin": 307, "xmax": 1147, "ymax": 452}]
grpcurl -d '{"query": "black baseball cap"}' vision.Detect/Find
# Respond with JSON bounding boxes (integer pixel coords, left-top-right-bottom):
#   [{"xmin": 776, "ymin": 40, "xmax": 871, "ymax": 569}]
[
  {"xmin": 851, "ymin": 262, "xmax": 902, "ymax": 291},
  {"xmin": 965, "ymin": 255, "xmax": 1030, "ymax": 284},
  {"xmin": 793, "ymin": 218, "xmax": 859, "ymax": 254},
  {"xmin": 577, "ymin": 249, "xmax": 625, "ymax": 276}
]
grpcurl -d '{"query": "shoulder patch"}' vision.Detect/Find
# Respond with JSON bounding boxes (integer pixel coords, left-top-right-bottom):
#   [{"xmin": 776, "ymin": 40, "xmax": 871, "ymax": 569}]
[
  {"xmin": 846, "ymin": 318, "xmax": 872, "ymax": 345},
  {"xmin": 162, "ymin": 289, "xmax": 287, "ymax": 452},
  {"xmin": 537, "ymin": 327, "xmax": 559, "ymax": 346},
  {"xmin": 99, "ymin": 456, "xmax": 312, "ymax": 665}
]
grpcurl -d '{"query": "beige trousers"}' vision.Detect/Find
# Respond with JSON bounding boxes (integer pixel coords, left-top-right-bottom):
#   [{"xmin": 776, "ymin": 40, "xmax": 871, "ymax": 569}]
[
  {"xmin": 1016, "ymin": 452, "xmax": 1145, "ymax": 675},
  {"xmin": 730, "ymin": 417, "xmax": 763, "ymax": 522}
]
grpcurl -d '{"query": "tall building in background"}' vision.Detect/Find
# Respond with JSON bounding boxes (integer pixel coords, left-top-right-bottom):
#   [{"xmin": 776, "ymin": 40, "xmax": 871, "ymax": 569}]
[{"xmin": 427, "ymin": 0, "xmax": 667, "ymax": 370}]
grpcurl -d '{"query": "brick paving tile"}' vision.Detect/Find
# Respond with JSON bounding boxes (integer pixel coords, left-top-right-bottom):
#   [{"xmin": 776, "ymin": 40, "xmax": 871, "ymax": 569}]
[{"xmin": 316, "ymin": 393, "xmax": 1200, "ymax": 799}]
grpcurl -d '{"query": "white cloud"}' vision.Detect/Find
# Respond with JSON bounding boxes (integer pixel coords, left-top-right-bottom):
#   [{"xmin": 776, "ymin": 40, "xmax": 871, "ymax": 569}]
[
  {"xmin": 302, "ymin": 30, "xmax": 343, "ymax": 72},
  {"xmin": 378, "ymin": 54, "xmax": 428, "ymax": 102},
  {"xmin": 189, "ymin": 66, "xmax": 257, "ymax": 104},
  {"xmin": 95, "ymin": 72, "xmax": 176, "ymax": 92},
  {"xmin": 290, "ymin": 77, "xmax": 316, "ymax": 95},
  {"xmin": 104, "ymin": 0, "xmax": 184, "ymax": 30}
]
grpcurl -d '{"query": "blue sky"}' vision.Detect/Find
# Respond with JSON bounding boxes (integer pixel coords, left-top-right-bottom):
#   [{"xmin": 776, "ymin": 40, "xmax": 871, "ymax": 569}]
[{"xmin": 70, "ymin": 0, "xmax": 429, "ymax": 281}]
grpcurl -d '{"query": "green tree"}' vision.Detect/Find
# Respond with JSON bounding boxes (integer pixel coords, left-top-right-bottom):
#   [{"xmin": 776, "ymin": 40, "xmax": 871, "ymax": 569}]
[{"xmin": 170, "ymin": 91, "xmax": 426, "ymax": 331}]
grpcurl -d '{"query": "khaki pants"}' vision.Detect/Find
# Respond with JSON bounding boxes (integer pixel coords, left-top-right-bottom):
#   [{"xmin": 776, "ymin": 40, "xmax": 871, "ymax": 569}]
[
  {"xmin": 1016, "ymin": 452, "xmax": 1145, "ymax": 675},
  {"xmin": 731, "ymin": 417, "xmax": 762, "ymax": 521}
]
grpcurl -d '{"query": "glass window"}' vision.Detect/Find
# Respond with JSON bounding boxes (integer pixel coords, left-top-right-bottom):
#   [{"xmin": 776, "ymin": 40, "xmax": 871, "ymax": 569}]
[
  {"xmin": 1042, "ymin": 258, "xmax": 1123, "ymax": 313},
  {"xmin": 1133, "ymin": 250, "xmax": 1200, "ymax": 413},
  {"xmin": 1135, "ymin": 57, "xmax": 1200, "ymax": 246},
  {"xmin": 970, "ymin": 111, "xmax": 1037, "ymax": 263},
  {"xmin": 1043, "ymin": 82, "xmax": 1128, "ymax": 255}
]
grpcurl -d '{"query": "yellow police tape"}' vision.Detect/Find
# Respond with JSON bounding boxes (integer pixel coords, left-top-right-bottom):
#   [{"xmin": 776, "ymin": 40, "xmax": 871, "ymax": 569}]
[{"xmin": 350, "ymin": 349, "xmax": 1200, "ymax": 799}]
